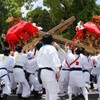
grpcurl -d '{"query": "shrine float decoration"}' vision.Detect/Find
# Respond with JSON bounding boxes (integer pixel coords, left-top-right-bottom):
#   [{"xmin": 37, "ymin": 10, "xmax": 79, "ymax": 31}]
[
  {"xmin": 72, "ymin": 15, "xmax": 100, "ymax": 52},
  {"xmin": 5, "ymin": 17, "xmax": 39, "ymax": 50}
]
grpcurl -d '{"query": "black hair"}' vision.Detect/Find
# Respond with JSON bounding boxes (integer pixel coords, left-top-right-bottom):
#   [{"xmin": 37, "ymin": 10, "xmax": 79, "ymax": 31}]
[
  {"xmin": 15, "ymin": 44, "xmax": 22, "ymax": 53},
  {"xmin": 34, "ymin": 41, "xmax": 43, "ymax": 55},
  {"xmin": 80, "ymin": 47, "xmax": 85, "ymax": 54},
  {"xmin": 35, "ymin": 41, "xmax": 43, "ymax": 50},
  {"xmin": 74, "ymin": 47, "xmax": 81, "ymax": 55},
  {"xmin": 42, "ymin": 34, "xmax": 53, "ymax": 45},
  {"xmin": 2, "ymin": 47, "xmax": 10, "ymax": 56}
]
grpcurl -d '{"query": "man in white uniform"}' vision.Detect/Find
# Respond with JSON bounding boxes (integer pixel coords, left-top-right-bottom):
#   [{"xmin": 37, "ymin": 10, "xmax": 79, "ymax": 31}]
[
  {"xmin": 57, "ymin": 46, "xmax": 71, "ymax": 96},
  {"xmin": 66, "ymin": 47, "xmax": 88, "ymax": 100},
  {"xmin": 80, "ymin": 48, "xmax": 90, "ymax": 84},
  {"xmin": 25, "ymin": 51, "xmax": 42, "ymax": 99},
  {"xmin": 0, "ymin": 47, "xmax": 14, "ymax": 100},
  {"xmin": 13, "ymin": 44, "xmax": 30, "ymax": 100},
  {"xmin": 88, "ymin": 54, "xmax": 96, "ymax": 90},
  {"xmin": 36, "ymin": 34, "xmax": 61, "ymax": 100},
  {"xmin": 91, "ymin": 53, "xmax": 100, "ymax": 100}
]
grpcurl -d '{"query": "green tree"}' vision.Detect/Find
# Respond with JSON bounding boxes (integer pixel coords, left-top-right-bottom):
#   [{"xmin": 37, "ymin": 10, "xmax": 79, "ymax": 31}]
[
  {"xmin": 0, "ymin": 0, "xmax": 37, "ymax": 34},
  {"xmin": 43, "ymin": 0, "xmax": 99, "ymax": 39},
  {"xmin": 27, "ymin": 7, "xmax": 55, "ymax": 31},
  {"xmin": 0, "ymin": 0, "xmax": 21, "ymax": 34},
  {"xmin": 71, "ymin": 0, "xmax": 97, "ymax": 22}
]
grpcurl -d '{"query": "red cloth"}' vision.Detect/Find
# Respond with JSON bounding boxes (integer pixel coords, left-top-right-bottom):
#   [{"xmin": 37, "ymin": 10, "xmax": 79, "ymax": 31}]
[
  {"xmin": 72, "ymin": 29, "xmax": 85, "ymax": 41},
  {"xmin": 83, "ymin": 22, "xmax": 100, "ymax": 36},
  {"xmin": 6, "ymin": 33, "xmax": 18, "ymax": 42},
  {"xmin": 6, "ymin": 20, "xmax": 39, "ymax": 50},
  {"xmin": 6, "ymin": 20, "xmax": 38, "ymax": 38}
]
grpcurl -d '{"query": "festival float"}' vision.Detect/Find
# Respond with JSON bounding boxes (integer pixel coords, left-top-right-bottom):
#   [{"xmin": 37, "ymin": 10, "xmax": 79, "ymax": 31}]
[
  {"xmin": 5, "ymin": 17, "xmax": 39, "ymax": 50},
  {"xmin": 72, "ymin": 15, "xmax": 100, "ymax": 53},
  {"xmin": 3, "ymin": 16, "xmax": 100, "ymax": 54}
]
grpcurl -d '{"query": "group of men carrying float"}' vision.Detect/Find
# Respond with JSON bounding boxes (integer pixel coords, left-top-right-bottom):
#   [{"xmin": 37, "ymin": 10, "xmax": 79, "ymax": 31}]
[
  {"xmin": 0, "ymin": 42, "xmax": 42, "ymax": 100},
  {"xmin": 0, "ymin": 16, "xmax": 100, "ymax": 100},
  {"xmin": 0, "ymin": 33, "xmax": 100, "ymax": 100}
]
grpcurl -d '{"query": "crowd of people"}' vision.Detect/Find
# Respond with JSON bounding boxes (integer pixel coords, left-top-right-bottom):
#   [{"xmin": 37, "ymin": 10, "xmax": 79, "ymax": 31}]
[{"xmin": 0, "ymin": 34, "xmax": 100, "ymax": 100}]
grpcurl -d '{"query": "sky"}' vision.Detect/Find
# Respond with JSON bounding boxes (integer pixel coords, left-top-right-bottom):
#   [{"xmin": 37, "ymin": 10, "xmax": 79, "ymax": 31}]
[
  {"xmin": 21, "ymin": 0, "xmax": 48, "ymax": 17},
  {"xmin": 21, "ymin": 0, "xmax": 100, "ymax": 17},
  {"xmin": 96, "ymin": 0, "xmax": 100, "ymax": 4}
]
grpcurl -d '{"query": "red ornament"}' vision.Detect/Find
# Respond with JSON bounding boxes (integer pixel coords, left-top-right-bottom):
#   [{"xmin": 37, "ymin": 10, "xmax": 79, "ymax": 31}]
[{"xmin": 76, "ymin": 61, "xmax": 79, "ymax": 65}]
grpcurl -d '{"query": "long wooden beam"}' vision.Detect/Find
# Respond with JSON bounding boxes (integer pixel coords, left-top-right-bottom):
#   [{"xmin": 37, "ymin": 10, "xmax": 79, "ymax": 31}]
[
  {"xmin": 47, "ymin": 16, "xmax": 75, "ymax": 35},
  {"xmin": 53, "ymin": 35, "xmax": 100, "ymax": 54},
  {"xmin": 23, "ymin": 31, "xmax": 100, "ymax": 54}
]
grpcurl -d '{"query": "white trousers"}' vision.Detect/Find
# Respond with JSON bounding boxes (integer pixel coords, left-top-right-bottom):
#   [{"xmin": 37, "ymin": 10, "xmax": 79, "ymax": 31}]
[
  {"xmin": 2, "ymin": 75, "xmax": 11, "ymax": 95},
  {"xmin": 9, "ymin": 73, "xmax": 17, "ymax": 90},
  {"xmin": 44, "ymin": 81, "xmax": 58, "ymax": 100},
  {"xmin": 16, "ymin": 79, "xmax": 30, "ymax": 97},
  {"xmin": 58, "ymin": 70, "xmax": 69, "ymax": 93},
  {"xmin": 41, "ymin": 70, "xmax": 59, "ymax": 100},
  {"xmin": 68, "ymin": 86, "xmax": 88, "ymax": 100},
  {"xmin": 84, "ymin": 72, "xmax": 90, "ymax": 84},
  {"xmin": 97, "ymin": 75, "xmax": 100, "ymax": 98},
  {"xmin": 29, "ymin": 74, "xmax": 42, "ymax": 91}
]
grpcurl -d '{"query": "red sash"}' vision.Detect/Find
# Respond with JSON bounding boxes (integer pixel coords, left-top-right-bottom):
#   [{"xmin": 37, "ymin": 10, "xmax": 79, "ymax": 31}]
[{"xmin": 66, "ymin": 56, "xmax": 80, "ymax": 68}]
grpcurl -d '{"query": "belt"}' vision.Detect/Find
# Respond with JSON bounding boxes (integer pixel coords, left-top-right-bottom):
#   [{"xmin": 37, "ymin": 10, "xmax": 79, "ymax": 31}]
[
  {"xmin": 0, "ymin": 68, "xmax": 7, "ymax": 71},
  {"xmin": 62, "ymin": 69, "xmax": 70, "ymax": 71},
  {"xmin": 0, "ymin": 68, "xmax": 9, "ymax": 79},
  {"xmin": 70, "ymin": 68, "xmax": 82, "ymax": 71},
  {"xmin": 14, "ymin": 65, "xmax": 23, "ymax": 69},
  {"xmin": 0, "ymin": 74, "xmax": 8, "ymax": 79},
  {"xmin": 24, "ymin": 70, "xmax": 31, "ymax": 82},
  {"xmin": 83, "ymin": 70, "xmax": 89, "ymax": 73},
  {"xmin": 8, "ymin": 71, "xmax": 13, "ymax": 73},
  {"xmin": 38, "ymin": 67, "xmax": 53, "ymax": 84},
  {"xmin": 39, "ymin": 67, "xmax": 53, "ymax": 71}
]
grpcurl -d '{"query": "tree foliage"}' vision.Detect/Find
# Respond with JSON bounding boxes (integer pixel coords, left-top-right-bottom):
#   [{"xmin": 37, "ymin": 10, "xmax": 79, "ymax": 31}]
[
  {"xmin": 27, "ymin": 7, "xmax": 55, "ymax": 31},
  {"xmin": 0, "ymin": 0, "xmax": 21, "ymax": 34},
  {"xmin": 43, "ymin": 0, "xmax": 100, "ymax": 39},
  {"xmin": 0, "ymin": 0, "xmax": 36, "ymax": 34}
]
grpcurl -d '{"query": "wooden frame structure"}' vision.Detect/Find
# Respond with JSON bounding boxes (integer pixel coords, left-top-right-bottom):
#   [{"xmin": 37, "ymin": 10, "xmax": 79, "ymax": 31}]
[{"xmin": 23, "ymin": 16, "xmax": 100, "ymax": 54}]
